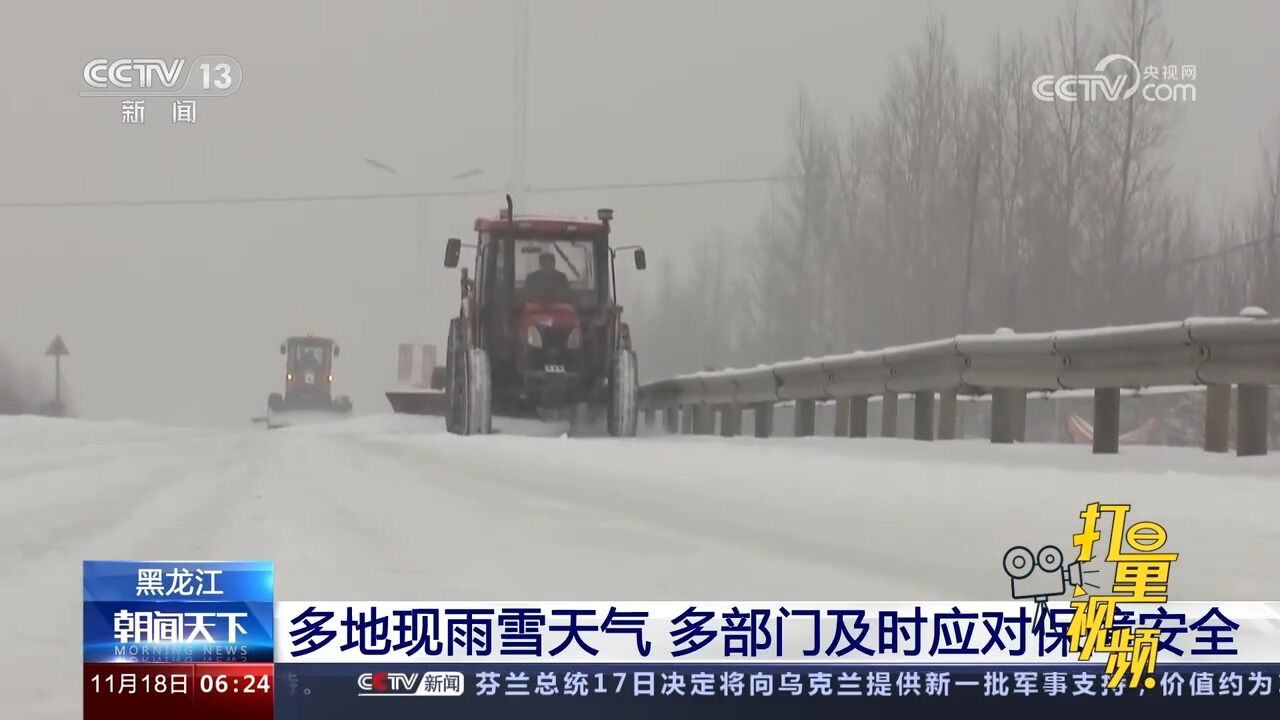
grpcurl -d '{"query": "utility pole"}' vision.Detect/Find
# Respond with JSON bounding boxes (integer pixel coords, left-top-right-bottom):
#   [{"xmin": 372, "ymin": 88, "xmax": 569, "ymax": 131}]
[
  {"xmin": 511, "ymin": 0, "xmax": 530, "ymax": 200},
  {"xmin": 364, "ymin": 159, "xmax": 484, "ymax": 341},
  {"xmin": 414, "ymin": 197, "xmax": 429, "ymax": 337}
]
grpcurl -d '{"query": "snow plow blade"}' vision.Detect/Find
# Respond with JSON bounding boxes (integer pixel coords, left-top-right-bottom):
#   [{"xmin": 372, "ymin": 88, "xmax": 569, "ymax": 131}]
[
  {"xmin": 260, "ymin": 408, "xmax": 351, "ymax": 429},
  {"xmin": 385, "ymin": 389, "xmax": 450, "ymax": 416}
]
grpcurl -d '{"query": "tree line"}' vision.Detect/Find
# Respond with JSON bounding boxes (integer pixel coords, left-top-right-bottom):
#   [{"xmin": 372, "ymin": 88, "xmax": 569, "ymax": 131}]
[{"xmin": 634, "ymin": 0, "xmax": 1280, "ymax": 381}]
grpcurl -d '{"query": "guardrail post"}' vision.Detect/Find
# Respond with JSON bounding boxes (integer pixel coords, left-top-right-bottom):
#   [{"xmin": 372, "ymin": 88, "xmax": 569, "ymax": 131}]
[
  {"xmin": 1237, "ymin": 384, "xmax": 1268, "ymax": 457},
  {"xmin": 850, "ymin": 395, "xmax": 869, "ymax": 437},
  {"xmin": 881, "ymin": 391, "xmax": 899, "ymax": 437},
  {"xmin": 1203, "ymin": 384, "xmax": 1230, "ymax": 453},
  {"xmin": 692, "ymin": 405, "xmax": 716, "ymax": 435},
  {"xmin": 938, "ymin": 389, "xmax": 957, "ymax": 440},
  {"xmin": 680, "ymin": 406, "xmax": 694, "ymax": 434},
  {"xmin": 794, "ymin": 399, "xmax": 816, "ymax": 437},
  {"xmin": 1012, "ymin": 390, "xmax": 1028, "ymax": 442},
  {"xmin": 1093, "ymin": 388, "xmax": 1121, "ymax": 454},
  {"xmin": 720, "ymin": 404, "xmax": 742, "ymax": 437},
  {"xmin": 913, "ymin": 392, "xmax": 935, "ymax": 441},
  {"xmin": 833, "ymin": 398, "xmax": 851, "ymax": 437},
  {"xmin": 991, "ymin": 389, "xmax": 1014, "ymax": 443},
  {"xmin": 753, "ymin": 402, "xmax": 774, "ymax": 438}
]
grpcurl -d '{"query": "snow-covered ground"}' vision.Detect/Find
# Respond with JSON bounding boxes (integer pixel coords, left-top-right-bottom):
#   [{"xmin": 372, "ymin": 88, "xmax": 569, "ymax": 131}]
[{"xmin": 2, "ymin": 414, "xmax": 1278, "ymax": 717}]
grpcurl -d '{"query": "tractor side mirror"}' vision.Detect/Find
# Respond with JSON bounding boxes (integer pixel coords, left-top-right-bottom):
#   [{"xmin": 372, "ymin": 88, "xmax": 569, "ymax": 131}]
[
  {"xmin": 633, "ymin": 248, "xmax": 647, "ymax": 270},
  {"xmin": 444, "ymin": 238, "xmax": 462, "ymax": 268},
  {"xmin": 279, "ymin": 343, "xmax": 287, "ymax": 355},
  {"xmin": 333, "ymin": 345, "xmax": 340, "ymax": 357}
]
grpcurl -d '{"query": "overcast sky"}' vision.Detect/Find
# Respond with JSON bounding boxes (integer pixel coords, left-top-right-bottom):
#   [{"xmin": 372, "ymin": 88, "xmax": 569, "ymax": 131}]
[{"xmin": 1, "ymin": 0, "xmax": 1278, "ymax": 426}]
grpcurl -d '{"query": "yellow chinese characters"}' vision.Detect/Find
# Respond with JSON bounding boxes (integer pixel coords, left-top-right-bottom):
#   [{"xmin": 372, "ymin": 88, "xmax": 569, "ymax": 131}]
[{"xmin": 1066, "ymin": 503, "xmax": 1178, "ymax": 690}]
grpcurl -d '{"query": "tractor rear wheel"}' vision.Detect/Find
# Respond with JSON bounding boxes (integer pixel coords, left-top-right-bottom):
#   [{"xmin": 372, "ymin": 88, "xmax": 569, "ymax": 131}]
[{"xmin": 607, "ymin": 349, "xmax": 639, "ymax": 437}]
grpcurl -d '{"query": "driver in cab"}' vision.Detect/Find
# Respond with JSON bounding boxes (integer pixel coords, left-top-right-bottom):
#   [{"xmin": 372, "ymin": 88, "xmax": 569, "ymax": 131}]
[{"xmin": 524, "ymin": 252, "xmax": 571, "ymax": 300}]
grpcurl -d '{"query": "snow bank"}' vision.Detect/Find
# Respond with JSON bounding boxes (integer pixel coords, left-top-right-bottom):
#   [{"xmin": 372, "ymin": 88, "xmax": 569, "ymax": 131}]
[{"xmin": 2, "ymin": 416, "xmax": 1277, "ymax": 716}]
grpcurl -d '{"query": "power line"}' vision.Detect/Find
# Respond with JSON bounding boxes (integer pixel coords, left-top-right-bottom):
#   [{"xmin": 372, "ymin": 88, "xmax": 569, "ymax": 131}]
[
  {"xmin": 0, "ymin": 174, "xmax": 796, "ymax": 209},
  {"xmin": 529, "ymin": 175, "xmax": 791, "ymax": 194},
  {"xmin": 0, "ymin": 187, "xmax": 501, "ymax": 209},
  {"xmin": 1172, "ymin": 233, "xmax": 1277, "ymax": 270},
  {"xmin": 8, "ymin": 177, "xmax": 1276, "ymax": 275}
]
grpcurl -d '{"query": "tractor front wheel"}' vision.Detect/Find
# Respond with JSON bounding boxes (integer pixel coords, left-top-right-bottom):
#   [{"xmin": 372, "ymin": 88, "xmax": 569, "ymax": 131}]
[
  {"xmin": 463, "ymin": 348, "xmax": 492, "ymax": 435},
  {"xmin": 445, "ymin": 319, "xmax": 466, "ymax": 434},
  {"xmin": 607, "ymin": 349, "xmax": 639, "ymax": 437}
]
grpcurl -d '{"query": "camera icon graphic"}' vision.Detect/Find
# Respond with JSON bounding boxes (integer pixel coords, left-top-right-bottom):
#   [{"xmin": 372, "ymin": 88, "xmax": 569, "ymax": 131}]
[{"xmin": 1003, "ymin": 545, "xmax": 1085, "ymax": 602}]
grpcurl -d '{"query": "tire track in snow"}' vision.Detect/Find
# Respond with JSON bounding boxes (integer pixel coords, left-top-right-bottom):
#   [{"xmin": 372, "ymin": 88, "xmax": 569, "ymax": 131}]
[
  {"xmin": 318, "ymin": 432, "xmax": 930, "ymax": 599},
  {"xmin": 0, "ymin": 433, "xmax": 255, "ymax": 575},
  {"xmin": 0, "ymin": 427, "xmax": 272, "ymax": 719}
]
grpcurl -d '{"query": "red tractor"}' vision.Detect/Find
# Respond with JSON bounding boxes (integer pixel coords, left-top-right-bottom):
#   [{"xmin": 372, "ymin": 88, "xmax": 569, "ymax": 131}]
[{"xmin": 426, "ymin": 197, "xmax": 645, "ymax": 435}]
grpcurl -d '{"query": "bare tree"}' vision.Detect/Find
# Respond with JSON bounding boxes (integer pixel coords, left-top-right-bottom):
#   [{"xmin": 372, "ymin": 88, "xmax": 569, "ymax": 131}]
[
  {"xmin": 1041, "ymin": 3, "xmax": 1093, "ymax": 329},
  {"xmin": 1092, "ymin": 0, "xmax": 1174, "ymax": 318},
  {"xmin": 982, "ymin": 33, "xmax": 1043, "ymax": 330},
  {"xmin": 873, "ymin": 12, "xmax": 962, "ymax": 343},
  {"xmin": 1258, "ymin": 122, "xmax": 1280, "ymax": 307}
]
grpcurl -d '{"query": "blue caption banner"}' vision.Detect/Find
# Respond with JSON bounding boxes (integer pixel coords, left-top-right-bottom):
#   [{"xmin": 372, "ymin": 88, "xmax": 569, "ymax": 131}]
[{"xmin": 82, "ymin": 560, "xmax": 274, "ymax": 663}]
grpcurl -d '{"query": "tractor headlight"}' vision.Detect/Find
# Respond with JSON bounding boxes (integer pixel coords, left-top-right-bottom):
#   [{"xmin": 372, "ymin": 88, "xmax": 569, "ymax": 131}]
[
  {"xmin": 526, "ymin": 325, "xmax": 542, "ymax": 348},
  {"xmin": 287, "ymin": 373, "xmax": 293, "ymax": 381},
  {"xmin": 567, "ymin": 327, "xmax": 582, "ymax": 350},
  {"xmin": 328, "ymin": 374, "xmax": 333, "ymax": 383}
]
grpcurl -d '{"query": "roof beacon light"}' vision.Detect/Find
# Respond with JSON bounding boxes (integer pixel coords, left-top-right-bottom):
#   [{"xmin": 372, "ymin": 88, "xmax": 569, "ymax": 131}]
[{"xmin": 597, "ymin": 208, "xmax": 613, "ymax": 223}]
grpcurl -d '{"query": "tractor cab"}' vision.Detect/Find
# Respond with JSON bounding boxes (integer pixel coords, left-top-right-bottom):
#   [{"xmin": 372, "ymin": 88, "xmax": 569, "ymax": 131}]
[
  {"xmin": 283, "ymin": 336, "xmax": 336, "ymax": 393},
  {"xmin": 481, "ymin": 222, "xmax": 608, "ymax": 390},
  {"xmin": 439, "ymin": 201, "xmax": 646, "ymax": 435}
]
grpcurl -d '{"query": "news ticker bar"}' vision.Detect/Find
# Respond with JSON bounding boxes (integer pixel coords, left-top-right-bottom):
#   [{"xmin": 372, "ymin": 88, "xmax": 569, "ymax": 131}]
[
  {"xmin": 83, "ymin": 663, "xmax": 1280, "ymax": 720},
  {"xmin": 274, "ymin": 663, "xmax": 1280, "ymax": 718}
]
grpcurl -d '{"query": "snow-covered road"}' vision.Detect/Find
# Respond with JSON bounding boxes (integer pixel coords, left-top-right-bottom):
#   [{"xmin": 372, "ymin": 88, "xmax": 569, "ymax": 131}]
[{"xmin": 3, "ymin": 414, "xmax": 1278, "ymax": 716}]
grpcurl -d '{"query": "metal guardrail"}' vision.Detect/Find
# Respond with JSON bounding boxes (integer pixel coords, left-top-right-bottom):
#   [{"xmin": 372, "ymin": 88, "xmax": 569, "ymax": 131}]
[{"xmin": 637, "ymin": 308, "xmax": 1278, "ymax": 456}]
